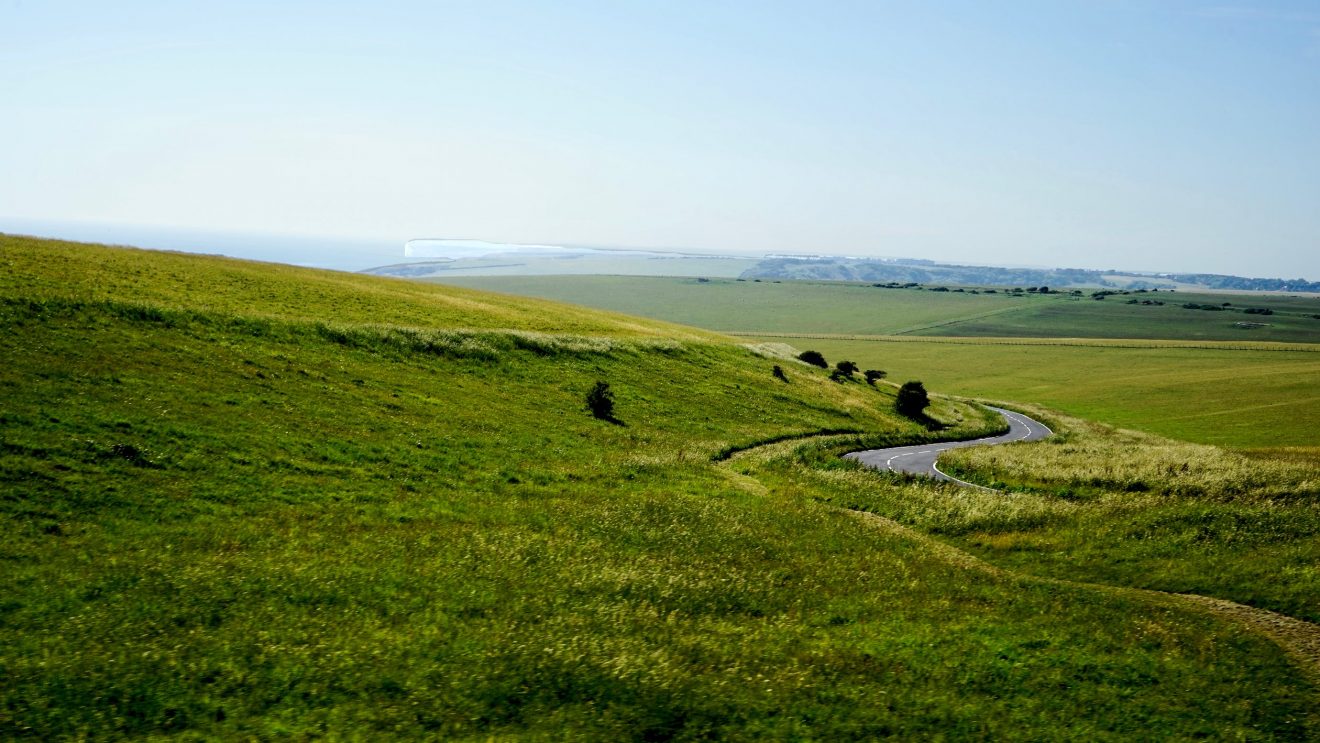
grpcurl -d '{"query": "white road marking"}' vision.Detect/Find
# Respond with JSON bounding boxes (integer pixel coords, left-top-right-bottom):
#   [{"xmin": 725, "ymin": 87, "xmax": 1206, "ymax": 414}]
[{"xmin": 851, "ymin": 407, "xmax": 1052, "ymax": 487}]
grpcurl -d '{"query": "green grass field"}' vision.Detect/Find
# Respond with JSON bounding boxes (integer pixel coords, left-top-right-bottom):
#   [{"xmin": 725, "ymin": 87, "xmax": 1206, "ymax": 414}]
[
  {"xmin": 3, "ymin": 235, "xmax": 1318, "ymax": 739},
  {"xmin": 920, "ymin": 290, "xmax": 1320, "ymax": 343},
  {"xmin": 435, "ymin": 275, "xmax": 1320, "ymax": 342},
  {"xmin": 434, "ymin": 275, "xmax": 1022, "ymax": 336},
  {"xmin": 435, "ymin": 275, "xmax": 1320, "ymax": 448},
  {"xmin": 782, "ymin": 405, "xmax": 1320, "ymax": 624},
  {"xmin": 741, "ymin": 335, "xmax": 1320, "ymax": 450},
  {"xmin": 935, "ymin": 407, "xmax": 1320, "ymax": 623}
]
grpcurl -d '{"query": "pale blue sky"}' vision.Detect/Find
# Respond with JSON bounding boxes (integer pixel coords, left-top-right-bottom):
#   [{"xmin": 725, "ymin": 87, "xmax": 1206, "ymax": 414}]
[{"xmin": 3, "ymin": 1, "xmax": 1318, "ymax": 278}]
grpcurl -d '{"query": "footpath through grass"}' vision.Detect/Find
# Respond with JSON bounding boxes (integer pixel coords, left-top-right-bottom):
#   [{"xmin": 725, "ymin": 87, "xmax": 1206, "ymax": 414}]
[
  {"xmin": 2, "ymin": 236, "xmax": 1317, "ymax": 739},
  {"xmin": 779, "ymin": 407, "xmax": 1320, "ymax": 625}
]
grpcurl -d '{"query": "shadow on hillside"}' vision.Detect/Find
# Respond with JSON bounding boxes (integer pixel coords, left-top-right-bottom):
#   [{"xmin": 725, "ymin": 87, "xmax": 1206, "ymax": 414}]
[{"xmin": 899, "ymin": 413, "xmax": 947, "ymax": 431}]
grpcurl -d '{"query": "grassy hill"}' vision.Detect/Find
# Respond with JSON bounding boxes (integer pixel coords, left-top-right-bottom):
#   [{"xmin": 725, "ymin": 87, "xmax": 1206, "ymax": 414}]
[
  {"xmin": 433, "ymin": 275, "xmax": 1320, "ymax": 449},
  {"xmin": 747, "ymin": 335, "xmax": 1320, "ymax": 450},
  {"xmin": 2, "ymin": 235, "xmax": 1317, "ymax": 739}
]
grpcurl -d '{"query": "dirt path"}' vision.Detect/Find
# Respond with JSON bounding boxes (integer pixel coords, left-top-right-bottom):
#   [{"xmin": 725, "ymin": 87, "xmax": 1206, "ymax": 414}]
[
  {"xmin": 844, "ymin": 510, "xmax": 1320, "ymax": 681},
  {"xmin": 719, "ymin": 432, "xmax": 1320, "ymax": 684},
  {"xmin": 1170, "ymin": 592, "xmax": 1320, "ymax": 681}
]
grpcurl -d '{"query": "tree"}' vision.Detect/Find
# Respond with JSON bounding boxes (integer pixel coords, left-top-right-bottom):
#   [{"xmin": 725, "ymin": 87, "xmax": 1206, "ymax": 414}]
[
  {"xmin": 585, "ymin": 381, "xmax": 615, "ymax": 420},
  {"xmin": 895, "ymin": 381, "xmax": 930, "ymax": 417},
  {"xmin": 797, "ymin": 350, "xmax": 828, "ymax": 368},
  {"xmin": 864, "ymin": 369, "xmax": 887, "ymax": 386},
  {"xmin": 835, "ymin": 360, "xmax": 859, "ymax": 378}
]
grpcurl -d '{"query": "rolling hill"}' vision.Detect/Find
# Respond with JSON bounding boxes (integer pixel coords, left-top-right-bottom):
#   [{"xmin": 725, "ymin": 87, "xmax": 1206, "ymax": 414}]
[{"xmin": 1, "ymin": 234, "xmax": 1315, "ymax": 739}]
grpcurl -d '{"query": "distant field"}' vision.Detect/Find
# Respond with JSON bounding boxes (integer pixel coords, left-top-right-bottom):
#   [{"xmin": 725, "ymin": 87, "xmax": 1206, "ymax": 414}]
[
  {"xmin": 433, "ymin": 275, "xmax": 1022, "ymax": 335},
  {"xmin": 922, "ymin": 290, "xmax": 1320, "ymax": 343},
  {"xmin": 435, "ymin": 276, "xmax": 1320, "ymax": 447},
  {"xmin": 369, "ymin": 254, "xmax": 759, "ymax": 278},
  {"xmin": 434, "ymin": 275, "xmax": 1320, "ymax": 343},
  {"xmin": 743, "ymin": 335, "xmax": 1320, "ymax": 449}
]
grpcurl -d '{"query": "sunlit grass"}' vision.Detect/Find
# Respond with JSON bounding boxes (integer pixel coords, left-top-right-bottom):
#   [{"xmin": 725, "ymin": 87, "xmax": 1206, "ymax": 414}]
[
  {"xmin": 2, "ymin": 236, "xmax": 1317, "ymax": 739},
  {"xmin": 434, "ymin": 275, "xmax": 1320, "ymax": 344},
  {"xmin": 748, "ymin": 335, "xmax": 1320, "ymax": 448},
  {"xmin": 803, "ymin": 406, "xmax": 1320, "ymax": 624}
]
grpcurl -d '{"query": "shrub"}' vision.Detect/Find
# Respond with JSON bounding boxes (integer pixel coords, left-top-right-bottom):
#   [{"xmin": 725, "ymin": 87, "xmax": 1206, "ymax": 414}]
[
  {"xmin": 864, "ymin": 370, "xmax": 887, "ymax": 386},
  {"xmin": 829, "ymin": 369, "xmax": 848, "ymax": 383},
  {"xmin": 835, "ymin": 360, "xmax": 859, "ymax": 377},
  {"xmin": 772, "ymin": 365, "xmax": 788, "ymax": 382},
  {"xmin": 895, "ymin": 381, "xmax": 930, "ymax": 417},
  {"xmin": 585, "ymin": 381, "xmax": 615, "ymax": 420},
  {"xmin": 797, "ymin": 350, "xmax": 828, "ymax": 368}
]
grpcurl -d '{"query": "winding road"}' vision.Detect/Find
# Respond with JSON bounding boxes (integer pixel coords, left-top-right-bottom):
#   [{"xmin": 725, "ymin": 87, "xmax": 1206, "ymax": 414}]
[{"xmin": 845, "ymin": 406, "xmax": 1052, "ymax": 488}]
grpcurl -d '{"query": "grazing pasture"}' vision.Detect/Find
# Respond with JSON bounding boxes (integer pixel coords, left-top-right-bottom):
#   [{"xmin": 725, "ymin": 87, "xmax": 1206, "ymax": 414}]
[
  {"xmin": 435, "ymin": 275, "xmax": 1320, "ymax": 343},
  {"xmin": 2, "ymin": 235, "xmax": 1316, "ymax": 739},
  {"xmin": 742, "ymin": 335, "xmax": 1320, "ymax": 449},
  {"xmin": 433, "ymin": 275, "xmax": 1320, "ymax": 447}
]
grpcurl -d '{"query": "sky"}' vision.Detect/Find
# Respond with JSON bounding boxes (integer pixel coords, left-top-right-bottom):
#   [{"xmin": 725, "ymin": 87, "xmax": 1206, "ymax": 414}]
[{"xmin": 2, "ymin": 0, "xmax": 1318, "ymax": 278}]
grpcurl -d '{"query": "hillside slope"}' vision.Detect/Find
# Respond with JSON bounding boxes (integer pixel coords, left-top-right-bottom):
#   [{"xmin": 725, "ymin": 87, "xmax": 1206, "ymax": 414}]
[{"xmin": 1, "ymin": 235, "xmax": 1315, "ymax": 739}]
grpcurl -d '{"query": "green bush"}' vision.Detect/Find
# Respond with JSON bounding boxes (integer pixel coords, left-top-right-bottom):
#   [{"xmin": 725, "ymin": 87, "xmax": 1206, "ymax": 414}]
[
  {"xmin": 586, "ymin": 381, "xmax": 615, "ymax": 420},
  {"xmin": 895, "ymin": 381, "xmax": 930, "ymax": 417}
]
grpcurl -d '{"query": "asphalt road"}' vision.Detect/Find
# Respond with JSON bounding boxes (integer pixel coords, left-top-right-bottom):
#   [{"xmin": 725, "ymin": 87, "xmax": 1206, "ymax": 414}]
[{"xmin": 844, "ymin": 406, "xmax": 1052, "ymax": 489}]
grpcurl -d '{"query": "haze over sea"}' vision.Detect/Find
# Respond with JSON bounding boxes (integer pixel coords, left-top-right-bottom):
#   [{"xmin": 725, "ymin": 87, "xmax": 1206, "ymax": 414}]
[{"xmin": 1, "ymin": 218, "xmax": 403, "ymax": 272}]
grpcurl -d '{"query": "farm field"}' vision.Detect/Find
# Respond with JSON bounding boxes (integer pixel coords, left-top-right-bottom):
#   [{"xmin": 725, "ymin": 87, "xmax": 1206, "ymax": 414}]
[
  {"xmin": 920, "ymin": 290, "xmax": 1320, "ymax": 343},
  {"xmin": 367, "ymin": 253, "xmax": 758, "ymax": 278},
  {"xmin": 434, "ymin": 275, "xmax": 1320, "ymax": 448},
  {"xmin": 742, "ymin": 335, "xmax": 1320, "ymax": 450},
  {"xmin": 434, "ymin": 275, "xmax": 1024, "ymax": 336},
  {"xmin": 3, "ymin": 235, "xmax": 1318, "ymax": 739},
  {"xmin": 435, "ymin": 275, "xmax": 1320, "ymax": 343}
]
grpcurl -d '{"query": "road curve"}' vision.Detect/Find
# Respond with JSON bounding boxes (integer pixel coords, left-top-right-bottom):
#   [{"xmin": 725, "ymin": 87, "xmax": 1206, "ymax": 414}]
[{"xmin": 845, "ymin": 406, "xmax": 1052, "ymax": 489}]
